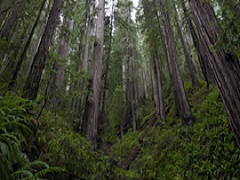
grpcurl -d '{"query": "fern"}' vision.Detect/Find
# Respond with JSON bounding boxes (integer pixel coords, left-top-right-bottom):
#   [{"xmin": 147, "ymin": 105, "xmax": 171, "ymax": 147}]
[
  {"xmin": 34, "ymin": 167, "xmax": 65, "ymax": 178},
  {"xmin": 12, "ymin": 160, "xmax": 65, "ymax": 180},
  {"xmin": 22, "ymin": 160, "xmax": 49, "ymax": 170}
]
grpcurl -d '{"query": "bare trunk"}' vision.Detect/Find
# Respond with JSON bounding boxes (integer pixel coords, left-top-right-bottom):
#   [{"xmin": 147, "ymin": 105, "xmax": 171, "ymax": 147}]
[
  {"xmin": 8, "ymin": 0, "xmax": 47, "ymax": 89},
  {"xmin": 100, "ymin": 9, "xmax": 114, "ymax": 133},
  {"xmin": 181, "ymin": 0, "xmax": 215, "ymax": 88},
  {"xmin": 125, "ymin": 36, "xmax": 139, "ymax": 131},
  {"xmin": 82, "ymin": 1, "xmax": 94, "ymax": 71},
  {"xmin": 189, "ymin": 0, "xmax": 240, "ymax": 147},
  {"xmin": 85, "ymin": 0, "xmax": 105, "ymax": 146},
  {"xmin": 80, "ymin": 1, "xmax": 95, "ymax": 134},
  {"xmin": 23, "ymin": 0, "xmax": 63, "ymax": 100},
  {"xmin": 125, "ymin": 5, "xmax": 139, "ymax": 132},
  {"xmin": 151, "ymin": 52, "xmax": 165, "ymax": 119},
  {"xmin": 142, "ymin": 58, "xmax": 149, "ymax": 99},
  {"xmin": 159, "ymin": 0, "xmax": 194, "ymax": 125},
  {"xmin": 184, "ymin": 32, "xmax": 199, "ymax": 79},
  {"xmin": 27, "ymin": 1, "xmax": 50, "ymax": 78},
  {"xmin": 173, "ymin": 3, "xmax": 199, "ymax": 87}
]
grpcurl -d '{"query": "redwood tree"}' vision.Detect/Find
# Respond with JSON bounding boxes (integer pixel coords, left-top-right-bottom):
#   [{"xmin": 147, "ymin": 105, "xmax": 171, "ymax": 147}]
[
  {"xmin": 158, "ymin": 0, "xmax": 194, "ymax": 125},
  {"xmin": 23, "ymin": 0, "xmax": 63, "ymax": 100},
  {"xmin": 189, "ymin": 0, "xmax": 240, "ymax": 147},
  {"xmin": 85, "ymin": 0, "xmax": 105, "ymax": 145}
]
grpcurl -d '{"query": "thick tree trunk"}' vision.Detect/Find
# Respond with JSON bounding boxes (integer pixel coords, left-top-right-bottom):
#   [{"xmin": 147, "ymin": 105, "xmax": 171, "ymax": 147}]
[
  {"xmin": 100, "ymin": 10, "xmax": 114, "ymax": 134},
  {"xmin": 8, "ymin": 0, "xmax": 47, "ymax": 89},
  {"xmin": 173, "ymin": 3, "xmax": 199, "ymax": 87},
  {"xmin": 125, "ymin": 5, "xmax": 139, "ymax": 132},
  {"xmin": 27, "ymin": 1, "xmax": 50, "ymax": 78},
  {"xmin": 189, "ymin": 0, "xmax": 240, "ymax": 147},
  {"xmin": 85, "ymin": 0, "xmax": 105, "ymax": 145},
  {"xmin": 82, "ymin": 0, "xmax": 94, "ymax": 71},
  {"xmin": 151, "ymin": 52, "xmax": 165, "ymax": 119},
  {"xmin": 181, "ymin": 0, "xmax": 215, "ymax": 88},
  {"xmin": 23, "ymin": 0, "xmax": 63, "ymax": 100},
  {"xmin": 80, "ymin": 1, "xmax": 95, "ymax": 134},
  {"xmin": 125, "ymin": 35, "xmax": 139, "ymax": 131},
  {"xmin": 0, "ymin": 4, "xmax": 21, "ymax": 40},
  {"xmin": 159, "ymin": 0, "xmax": 194, "ymax": 125}
]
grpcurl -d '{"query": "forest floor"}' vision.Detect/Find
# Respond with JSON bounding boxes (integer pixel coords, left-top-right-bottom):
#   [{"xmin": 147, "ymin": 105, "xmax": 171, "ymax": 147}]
[{"xmin": 1, "ymin": 83, "xmax": 240, "ymax": 179}]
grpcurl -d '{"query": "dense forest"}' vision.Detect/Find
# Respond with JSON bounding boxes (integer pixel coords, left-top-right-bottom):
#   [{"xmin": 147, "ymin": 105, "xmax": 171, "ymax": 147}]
[{"xmin": 1, "ymin": 0, "xmax": 240, "ymax": 179}]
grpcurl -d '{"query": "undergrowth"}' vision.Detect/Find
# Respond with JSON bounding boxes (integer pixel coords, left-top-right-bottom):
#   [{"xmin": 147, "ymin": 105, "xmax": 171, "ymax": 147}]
[
  {"xmin": 114, "ymin": 85, "xmax": 240, "ymax": 179},
  {"xmin": 1, "ymin": 84, "xmax": 240, "ymax": 179}
]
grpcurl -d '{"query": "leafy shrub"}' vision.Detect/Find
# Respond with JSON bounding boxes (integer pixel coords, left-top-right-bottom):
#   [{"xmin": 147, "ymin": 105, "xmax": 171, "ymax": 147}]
[
  {"xmin": 120, "ymin": 86, "xmax": 240, "ymax": 179},
  {"xmin": 38, "ymin": 110, "xmax": 110, "ymax": 179},
  {"xmin": 0, "ymin": 94, "xmax": 62, "ymax": 180}
]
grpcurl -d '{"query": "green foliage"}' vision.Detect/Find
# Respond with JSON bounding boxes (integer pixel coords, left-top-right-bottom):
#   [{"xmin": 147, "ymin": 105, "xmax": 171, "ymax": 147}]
[
  {"xmin": 37, "ymin": 110, "xmax": 110, "ymax": 179},
  {"xmin": 0, "ymin": 94, "xmax": 63, "ymax": 180},
  {"xmin": 109, "ymin": 130, "xmax": 142, "ymax": 179},
  {"xmin": 111, "ymin": 131, "xmax": 141, "ymax": 162},
  {"xmin": 113, "ymin": 85, "xmax": 240, "ymax": 179},
  {"xmin": 215, "ymin": 0, "xmax": 240, "ymax": 57},
  {"xmin": 11, "ymin": 160, "xmax": 65, "ymax": 180},
  {"xmin": 0, "ymin": 94, "xmax": 32, "ymax": 180},
  {"xmin": 0, "ymin": 38, "xmax": 8, "ymax": 54}
]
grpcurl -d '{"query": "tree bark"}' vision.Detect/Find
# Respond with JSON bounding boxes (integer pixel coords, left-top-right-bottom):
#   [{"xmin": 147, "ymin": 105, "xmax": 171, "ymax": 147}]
[
  {"xmin": 181, "ymin": 0, "xmax": 215, "ymax": 88},
  {"xmin": 125, "ymin": 5, "xmax": 139, "ymax": 132},
  {"xmin": 173, "ymin": 3, "xmax": 199, "ymax": 87},
  {"xmin": 8, "ymin": 0, "xmax": 47, "ymax": 89},
  {"xmin": 85, "ymin": 0, "xmax": 105, "ymax": 146},
  {"xmin": 0, "ymin": 4, "xmax": 21, "ymax": 40},
  {"xmin": 23, "ymin": 0, "xmax": 63, "ymax": 100},
  {"xmin": 82, "ymin": 0, "xmax": 94, "ymax": 71},
  {"xmin": 189, "ymin": 0, "xmax": 240, "ymax": 147},
  {"xmin": 151, "ymin": 52, "xmax": 165, "ymax": 119},
  {"xmin": 27, "ymin": 0, "xmax": 50, "ymax": 78},
  {"xmin": 100, "ymin": 11, "xmax": 114, "ymax": 134},
  {"xmin": 159, "ymin": 0, "xmax": 194, "ymax": 125}
]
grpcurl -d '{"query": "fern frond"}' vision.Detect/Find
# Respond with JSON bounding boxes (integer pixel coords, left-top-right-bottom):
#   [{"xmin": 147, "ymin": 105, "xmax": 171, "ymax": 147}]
[
  {"xmin": 11, "ymin": 169, "xmax": 33, "ymax": 179},
  {"xmin": 34, "ymin": 167, "xmax": 65, "ymax": 178},
  {"xmin": 25, "ymin": 160, "xmax": 50, "ymax": 169}
]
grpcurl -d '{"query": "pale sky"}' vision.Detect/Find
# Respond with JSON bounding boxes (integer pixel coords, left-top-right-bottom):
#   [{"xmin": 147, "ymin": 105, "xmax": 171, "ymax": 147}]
[
  {"xmin": 132, "ymin": 0, "xmax": 138, "ymax": 7},
  {"xmin": 106, "ymin": 0, "xmax": 139, "ymax": 20}
]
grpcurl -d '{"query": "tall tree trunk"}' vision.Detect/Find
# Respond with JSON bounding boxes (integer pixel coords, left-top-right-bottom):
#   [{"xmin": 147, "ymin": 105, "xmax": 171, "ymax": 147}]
[
  {"xmin": 80, "ymin": 0, "xmax": 95, "ymax": 135},
  {"xmin": 71, "ymin": 3, "xmax": 88, "ymax": 122},
  {"xmin": 181, "ymin": 0, "xmax": 215, "ymax": 88},
  {"xmin": 51, "ymin": 18, "xmax": 74, "ymax": 111},
  {"xmin": 159, "ymin": 0, "xmax": 194, "ymax": 125},
  {"xmin": 151, "ymin": 52, "xmax": 165, "ymax": 119},
  {"xmin": 100, "ymin": 9, "xmax": 114, "ymax": 135},
  {"xmin": 23, "ymin": 0, "xmax": 63, "ymax": 100},
  {"xmin": 27, "ymin": 1, "xmax": 50, "ymax": 78},
  {"xmin": 8, "ymin": 0, "xmax": 47, "ymax": 89},
  {"xmin": 142, "ymin": 57, "xmax": 149, "ymax": 99},
  {"xmin": 82, "ymin": 0, "xmax": 94, "ymax": 71},
  {"xmin": 173, "ymin": 3, "xmax": 199, "ymax": 87},
  {"xmin": 125, "ymin": 5, "xmax": 139, "ymax": 132},
  {"xmin": 85, "ymin": 0, "xmax": 105, "ymax": 145},
  {"xmin": 189, "ymin": 0, "xmax": 240, "ymax": 147},
  {"xmin": 184, "ymin": 32, "xmax": 199, "ymax": 79}
]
